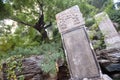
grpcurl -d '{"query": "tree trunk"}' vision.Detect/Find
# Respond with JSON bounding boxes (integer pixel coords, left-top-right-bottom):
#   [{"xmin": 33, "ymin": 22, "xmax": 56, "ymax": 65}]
[
  {"xmin": 34, "ymin": 22, "xmax": 49, "ymax": 41},
  {"xmin": 38, "ymin": 27, "xmax": 48, "ymax": 41},
  {"xmin": 11, "ymin": 16, "xmax": 49, "ymax": 41},
  {"xmin": 2, "ymin": 63, "xmax": 8, "ymax": 80}
]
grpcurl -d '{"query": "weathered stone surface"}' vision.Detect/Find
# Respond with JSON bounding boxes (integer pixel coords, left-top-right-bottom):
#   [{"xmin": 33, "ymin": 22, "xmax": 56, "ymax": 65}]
[
  {"xmin": 20, "ymin": 56, "xmax": 44, "ymax": 80},
  {"xmin": 1, "ymin": 55, "xmax": 60, "ymax": 80},
  {"xmin": 97, "ymin": 48, "xmax": 120, "ymax": 79},
  {"xmin": 0, "ymin": 71, "xmax": 3, "ymax": 80},
  {"xmin": 21, "ymin": 55, "xmax": 61, "ymax": 80},
  {"xmin": 106, "ymin": 63, "xmax": 120, "ymax": 72},
  {"xmin": 30, "ymin": 74, "xmax": 43, "ymax": 80},
  {"xmin": 95, "ymin": 12, "xmax": 120, "ymax": 49},
  {"xmin": 22, "ymin": 57, "xmax": 42, "ymax": 73},
  {"xmin": 97, "ymin": 48, "xmax": 120, "ymax": 63},
  {"xmin": 111, "ymin": 73, "xmax": 120, "ymax": 79},
  {"xmin": 56, "ymin": 5, "xmax": 101, "ymax": 79},
  {"xmin": 102, "ymin": 74, "xmax": 112, "ymax": 80},
  {"xmin": 56, "ymin": 5, "xmax": 85, "ymax": 33}
]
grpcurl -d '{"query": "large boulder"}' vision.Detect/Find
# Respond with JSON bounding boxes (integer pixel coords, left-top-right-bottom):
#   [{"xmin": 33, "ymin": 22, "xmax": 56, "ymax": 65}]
[
  {"xmin": 19, "ymin": 56, "xmax": 44, "ymax": 80},
  {"xmin": 1, "ymin": 55, "xmax": 60, "ymax": 80}
]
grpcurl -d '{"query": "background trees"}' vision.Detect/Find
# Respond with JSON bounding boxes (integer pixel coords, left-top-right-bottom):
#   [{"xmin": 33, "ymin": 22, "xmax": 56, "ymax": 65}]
[{"xmin": 0, "ymin": 0, "xmax": 98, "ymax": 40}]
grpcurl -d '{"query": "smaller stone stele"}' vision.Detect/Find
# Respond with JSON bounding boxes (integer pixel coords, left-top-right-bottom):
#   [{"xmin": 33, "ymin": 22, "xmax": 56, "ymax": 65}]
[{"xmin": 95, "ymin": 12, "xmax": 120, "ymax": 49}]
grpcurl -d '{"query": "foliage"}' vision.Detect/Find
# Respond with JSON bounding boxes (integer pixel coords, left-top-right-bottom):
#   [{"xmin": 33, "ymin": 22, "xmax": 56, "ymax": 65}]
[
  {"xmin": 0, "ymin": 10, "xmax": 64, "ymax": 75},
  {"xmin": 104, "ymin": 0, "xmax": 114, "ymax": 13},
  {"xmin": 0, "ymin": 0, "xmax": 99, "ymax": 41},
  {"xmin": 104, "ymin": 0, "xmax": 120, "ymax": 31},
  {"xmin": 0, "ymin": 55, "xmax": 24, "ymax": 80},
  {"xmin": 79, "ymin": 1, "xmax": 98, "ymax": 18},
  {"xmin": 0, "ymin": 27, "xmax": 40, "ymax": 53},
  {"xmin": 40, "ymin": 42, "xmax": 64, "ymax": 74},
  {"xmin": 85, "ymin": 18, "xmax": 95, "ymax": 27},
  {"xmin": 0, "ymin": 0, "xmax": 98, "ymax": 23},
  {"xmin": 0, "ymin": 42, "xmax": 64, "ymax": 76},
  {"xmin": 88, "ymin": 23, "xmax": 106, "ymax": 50},
  {"xmin": 0, "ymin": 0, "xmax": 13, "ymax": 19},
  {"xmin": 109, "ymin": 10, "xmax": 120, "ymax": 24},
  {"xmin": 88, "ymin": 0, "xmax": 109, "ymax": 11},
  {"xmin": 107, "ymin": 10, "xmax": 120, "ymax": 30}
]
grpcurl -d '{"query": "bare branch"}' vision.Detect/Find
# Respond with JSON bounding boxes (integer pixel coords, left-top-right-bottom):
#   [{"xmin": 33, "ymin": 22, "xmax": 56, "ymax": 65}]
[
  {"xmin": 9, "ymin": 17, "xmax": 34, "ymax": 27},
  {"xmin": 37, "ymin": 0, "xmax": 43, "ymax": 16},
  {"xmin": 16, "ymin": 20, "xmax": 34, "ymax": 27},
  {"xmin": 37, "ymin": 0, "xmax": 41, "ymax": 5},
  {"xmin": 44, "ymin": 22, "xmax": 52, "ymax": 29}
]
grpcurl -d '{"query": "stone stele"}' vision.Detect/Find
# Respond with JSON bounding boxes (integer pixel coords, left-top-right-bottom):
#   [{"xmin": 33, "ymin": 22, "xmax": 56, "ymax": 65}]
[
  {"xmin": 56, "ymin": 5, "xmax": 101, "ymax": 80},
  {"xmin": 95, "ymin": 12, "xmax": 120, "ymax": 49}
]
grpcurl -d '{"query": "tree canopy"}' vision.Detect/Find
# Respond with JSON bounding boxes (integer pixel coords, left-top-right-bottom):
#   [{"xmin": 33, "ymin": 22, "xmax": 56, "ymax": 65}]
[{"xmin": 0, "ymin": 0, "xmax": 99, "ymax": 40}]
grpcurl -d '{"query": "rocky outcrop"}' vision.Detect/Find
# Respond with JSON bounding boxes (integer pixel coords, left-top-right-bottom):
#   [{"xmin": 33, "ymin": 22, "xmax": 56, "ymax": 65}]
[
  {"xmin": 97, "ymin": 48, "xmax": 120, "ymax": 63},
  {"xmin": 20, "ymin": 55, "xmax": 44, "ymax": 80},
  {"xmin": 1, "ymin": 55, "xmax": 61, "ymax": 80},
  {"xmin": 96, "ymin": 48, "xmax": 120, "ymax": 79}
]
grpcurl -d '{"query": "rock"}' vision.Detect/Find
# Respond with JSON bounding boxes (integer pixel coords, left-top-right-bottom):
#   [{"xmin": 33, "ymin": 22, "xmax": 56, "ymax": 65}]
[
  {"xmin": 106, "ymin": 63, "xmax": 120, "ymax": 72},
  {"xmin": 0, "ymin": 71, "xmax": 3, "ymax": 80},
  {"xmin": 20, "ymin": 55, "xmax": 44, "ymax": 80},
  {"xmin": 1, "ymin": 55, "xmax": 63, "ymax": 80},
  {"xmin": 111, "ymin": 73, "xmax": 120, "ymax": 79},
  {"xmin": 96, "ymin": 48, "xmax": 120, "ymax": 64},
  {"xmin": 2, "ymin": 63, "xmax": 7, "ymax": 80},
  {"xmin": 98, "ymin": 59, "xmax": 111, "ymax": 63},
  {"xmin": 47, "ymin": 73, "xmax": 57, "ymax": 80},
  {"xmin": 96, "ymin": 48, "xmax": 120, "ymax": 79},
  {"xmin": 69, "ymin": 77, "xmax": 80, "ymax": 80},
  {"xmin": 83, "ymin": 78, "xmax": 89, "ymax": 80},
  {"xmin": 102, "ymin": 74, "xmax": 112, "ymax": 80},
  {"xmin": 30, "ymin": 74, "xmax": 43, "ymax": 80},
  {"xmin": 109, "ymin": 53, "xmax": 120, "ymax": 58},
  {"xmin": 113, "ymin": 22, "xmax": 119, "ymax": 29}
]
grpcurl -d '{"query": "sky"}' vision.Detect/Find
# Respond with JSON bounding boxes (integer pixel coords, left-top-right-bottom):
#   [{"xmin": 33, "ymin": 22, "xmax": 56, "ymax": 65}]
[{"xmin": 0, "ymin": 19, "xmax": 18, "ymax": 33}]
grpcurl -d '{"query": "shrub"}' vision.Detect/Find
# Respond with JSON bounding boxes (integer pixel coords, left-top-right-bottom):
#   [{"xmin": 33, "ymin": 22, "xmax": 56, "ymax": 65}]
[{"xmin": 0, "ymin": 42, "xmax": 64, "ymax": 77}]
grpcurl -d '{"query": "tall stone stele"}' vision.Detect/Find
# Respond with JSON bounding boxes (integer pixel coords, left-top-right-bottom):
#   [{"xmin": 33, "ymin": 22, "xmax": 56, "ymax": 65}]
[
  {"xmin": 95, "ymin": 12, "xmax": 120, "ymax": 49},
  {"xmin": 56, "ymin": 5, "xmax": 101, "ymax": 80}
]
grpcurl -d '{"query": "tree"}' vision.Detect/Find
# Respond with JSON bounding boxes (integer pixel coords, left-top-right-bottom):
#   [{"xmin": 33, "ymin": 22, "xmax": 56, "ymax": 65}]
[
  {"xmin": 0, "ymin": 0, "xmax": 97, "ymax": 41},
  {"xmin": 0, "ymin": 0, "xmax": 52, "ymax": 40},
  {"xmin": 88, "ymin": 0, "xmax": 109, "ymax": 9}
]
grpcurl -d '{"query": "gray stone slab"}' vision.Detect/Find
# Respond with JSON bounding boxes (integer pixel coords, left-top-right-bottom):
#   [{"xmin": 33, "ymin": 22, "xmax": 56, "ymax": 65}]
[
  {"xmin": 95, "ymin": 12, "xmax": 120, "ymax": 49},
  {"xmin": 56, "ymin": 5, "xmax": 100, "ymax": 79}
]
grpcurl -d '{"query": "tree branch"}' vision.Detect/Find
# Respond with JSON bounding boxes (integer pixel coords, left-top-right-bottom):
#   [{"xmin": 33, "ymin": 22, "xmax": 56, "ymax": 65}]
[
  {"xmin": 9, "ymin": 17, "xmax": 34, "ymax": 27},
  {"xmin": 44, "ymin": 22, "xmax": 52, "ymax": 29},
  {"xmin": 37, "ymin": 0, "xmax": 43, "ymax": 16}
]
